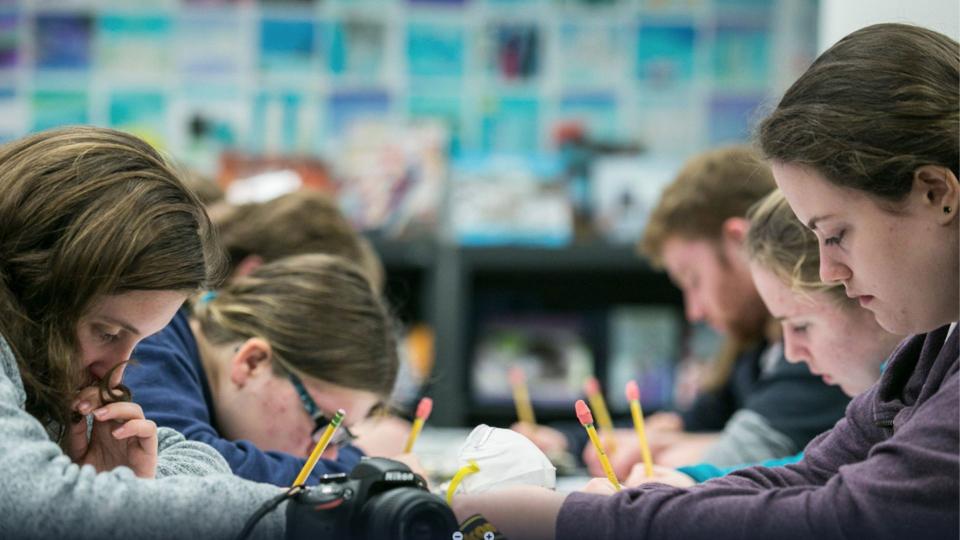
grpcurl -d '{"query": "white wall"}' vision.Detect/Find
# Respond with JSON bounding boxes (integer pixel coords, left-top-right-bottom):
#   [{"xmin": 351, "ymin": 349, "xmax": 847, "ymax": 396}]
[{"xmin": 819, "ymin": 0, "xmax": 959, "ymax": 52}]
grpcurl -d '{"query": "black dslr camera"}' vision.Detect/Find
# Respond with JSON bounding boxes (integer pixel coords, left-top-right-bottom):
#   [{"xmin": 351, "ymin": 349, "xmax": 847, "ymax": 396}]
[{"xmin": 286, "ymin": 457, "xmax": 458, "ymax": 540}]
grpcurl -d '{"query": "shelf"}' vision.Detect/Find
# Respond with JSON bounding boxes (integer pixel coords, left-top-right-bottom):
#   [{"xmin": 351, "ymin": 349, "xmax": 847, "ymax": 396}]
[
  {"xmin": 460, "ymin": 243, "xmax": 655, "ymax": 272},
  {"xmin": 366, "ymin": 237, "xmax": 683, "ymax": 427},
  {"xmin": 365, "ymin": 235, "xmax": 436, "ymax": 270}
]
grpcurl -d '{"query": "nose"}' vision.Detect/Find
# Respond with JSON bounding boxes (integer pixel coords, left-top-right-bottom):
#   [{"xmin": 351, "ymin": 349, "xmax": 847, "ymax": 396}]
[
  {"xmin": 819, "ymin": 253, "xmax": 852, "ymax": 284},
  {"xmin": 88, "ymin": 345, "xmax": 135, "ymax": 382},
  {"xmin": 783, "ymin": 332, "xmax": 807, "ymax": 365}
]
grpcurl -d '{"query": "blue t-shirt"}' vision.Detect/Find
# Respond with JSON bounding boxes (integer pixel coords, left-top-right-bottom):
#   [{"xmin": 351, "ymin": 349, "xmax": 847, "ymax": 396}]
[{"xmin": 125, "ymin": 309, "xmax": 363, "ymax": 485}]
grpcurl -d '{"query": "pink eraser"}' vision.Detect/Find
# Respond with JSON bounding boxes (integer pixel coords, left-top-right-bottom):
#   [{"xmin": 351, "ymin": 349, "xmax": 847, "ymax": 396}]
[
  {"xmin": 416, "ymin": 397, "xmax": 433, "ymax": 420},
  {"xmin": 575, "ymin": 399, "xmax": 594, "ymax": 425},
  {"xmin": 583, "ymin": 376, "xmax": 600, "ymax": 396},
  {"xmin": 508, "ymin": 366, "xmax": 526, "ymax": 387},
  {"xmin": 625, "ymin": 380, "xmax": 640, "ymax": 402}
]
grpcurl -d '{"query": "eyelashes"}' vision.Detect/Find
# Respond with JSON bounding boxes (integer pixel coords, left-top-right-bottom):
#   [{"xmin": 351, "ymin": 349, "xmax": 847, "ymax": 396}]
[{"xmin": 824, "ymin": 230, "xmax": 845, "ymax": 247}]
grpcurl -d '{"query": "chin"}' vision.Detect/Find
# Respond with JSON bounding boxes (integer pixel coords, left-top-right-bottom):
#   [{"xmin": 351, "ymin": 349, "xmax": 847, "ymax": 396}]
[{"xmin": 874, "ymin": 310, "xmax": 927, "ymax": 337}]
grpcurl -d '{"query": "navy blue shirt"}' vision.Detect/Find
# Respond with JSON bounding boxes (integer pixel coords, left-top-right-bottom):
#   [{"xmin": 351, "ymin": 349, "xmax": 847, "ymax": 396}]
[
  {"xmin": 681, "ymin": 341, "xmax": 850, "ymax": 451},
  {"xmin": 125, "ymin": 309, "xmax": 363, "ymax": 485}
]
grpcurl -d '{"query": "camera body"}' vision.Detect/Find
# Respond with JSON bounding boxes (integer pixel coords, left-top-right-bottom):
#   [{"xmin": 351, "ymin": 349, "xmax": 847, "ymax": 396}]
[{"xmin": 286, "ymin": 457, "xmax": 458, "ymax": 540}]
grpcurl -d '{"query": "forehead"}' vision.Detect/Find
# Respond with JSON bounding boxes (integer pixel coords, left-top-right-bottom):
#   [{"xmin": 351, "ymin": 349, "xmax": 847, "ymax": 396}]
[
  {"xmin": 749, "ymin": 263, "xmax": 815, "ymax": 317},
  {"xmin": 84, "ymin": 290, "xmax": 188, "ymax": 332},
  {"xmin": 661, "ymin": 236, "xmax": 720, "ymax": 270},
  {"xmin": 89, "ymin": 290, "xmax": 186, "ymax": 314},
  {"xmin": 771, "ymin": 162, "xmax": 864, "ymax": 225}
]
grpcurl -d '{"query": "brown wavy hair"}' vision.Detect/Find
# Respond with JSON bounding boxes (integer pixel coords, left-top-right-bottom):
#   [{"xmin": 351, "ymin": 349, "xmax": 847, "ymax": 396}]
[
  {"xmin": 0, "ymin": 126, "xmax": 225, "ymax": 438},
  {"xmin": 193, "ymin": 253, "xmax": 398, "ymax": 399},
  {"xmin": 757, "ymin": 23, "xmax": 959, "ymax": 202},
  {"xmin": 216, "ymin": 190, "xmax": 384, "ymax": 292}
]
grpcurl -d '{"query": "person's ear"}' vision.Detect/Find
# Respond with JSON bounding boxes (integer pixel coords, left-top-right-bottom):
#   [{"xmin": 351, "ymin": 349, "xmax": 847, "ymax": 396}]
[
  {"xmin": 228, "ymin": 338, "xmax": 273, "ymax": 387},
  {"xmin": 721, "ymin": 216, "xmax": 750, "ymax": 246},
  {"xmin": 914, "ymin": 165, "xmax": 959, "ymax": 226},
  {"xmin": 232, "ymin": 255, "xmax": 264, "ymax": 280}
]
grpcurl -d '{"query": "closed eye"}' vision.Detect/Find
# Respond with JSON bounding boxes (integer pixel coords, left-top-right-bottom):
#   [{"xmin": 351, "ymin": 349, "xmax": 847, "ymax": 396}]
[{"xmin": 823, "ymin": 230, "xmax": 845, "ymax": 247}]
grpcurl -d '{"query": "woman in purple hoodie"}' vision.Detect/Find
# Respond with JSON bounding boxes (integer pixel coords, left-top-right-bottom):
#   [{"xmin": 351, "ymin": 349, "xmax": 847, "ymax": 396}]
[{"xmin": 452, "ymin": 23, "xmax": 958, "ymax": 540}]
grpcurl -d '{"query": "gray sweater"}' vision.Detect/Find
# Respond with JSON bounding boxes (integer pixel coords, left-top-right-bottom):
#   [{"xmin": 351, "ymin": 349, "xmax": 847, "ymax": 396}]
[{"xmin": 0, "ymin": 336, "xmax": 288, "ymax": 539}]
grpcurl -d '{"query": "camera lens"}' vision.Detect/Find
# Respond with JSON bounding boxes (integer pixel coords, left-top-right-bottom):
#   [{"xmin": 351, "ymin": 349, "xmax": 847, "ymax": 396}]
[{"xmin": 360, "ymin": 488, "xmax": 458, "ymax": 540}]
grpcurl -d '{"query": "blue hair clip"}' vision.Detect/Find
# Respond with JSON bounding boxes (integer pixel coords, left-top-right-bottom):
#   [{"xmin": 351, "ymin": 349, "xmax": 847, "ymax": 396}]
[{"xmin": 199, "ymin": 291, "xmax": 218, "ymax": 304}]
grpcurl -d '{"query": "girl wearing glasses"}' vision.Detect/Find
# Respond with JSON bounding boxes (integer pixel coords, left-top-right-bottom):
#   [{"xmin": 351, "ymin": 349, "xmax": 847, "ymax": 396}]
[{"xmin": 124, "ymin": 253, "xmax": 406, "ymax": 486}]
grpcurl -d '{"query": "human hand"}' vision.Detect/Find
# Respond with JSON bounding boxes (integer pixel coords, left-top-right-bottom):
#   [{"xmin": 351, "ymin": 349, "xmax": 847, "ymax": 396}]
[
  {"xmin": 623, "ymin": 464, "xmax": 695, "ymax": 488},
  {"xmin": 582, "ymin": 428, "xmax": 640, "ymax": 478},
  {"xmin": 390, "ymin": 452, "xmax": 430, "ymax": 489},
  {"xmin": 66, "ymin": 366, "xmax": 157, "ymax": 478},
  {"xmin": 510, "ymin": 422, "xmax": 569, "ymax": 455},
  {"xmin": 580, "ymin": 477, "xmax": 619, "ymax": 496},
  {"xmin": 351, "ymin": 414, "xmax": 413, "ymax": 457},
  {"xmin": 652, "ymin": 432, "xmax": 720, "ymax": 467},
  {"xmin": 644, "ymin": 411, "xmax": 684, "ymax": 433}
]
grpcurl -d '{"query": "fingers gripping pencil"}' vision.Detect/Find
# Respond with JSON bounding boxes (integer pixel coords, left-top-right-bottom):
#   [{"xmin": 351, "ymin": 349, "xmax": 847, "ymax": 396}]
[{"xmin": 576, "ymin": 399, "xmax": 621, "ymax": 491}]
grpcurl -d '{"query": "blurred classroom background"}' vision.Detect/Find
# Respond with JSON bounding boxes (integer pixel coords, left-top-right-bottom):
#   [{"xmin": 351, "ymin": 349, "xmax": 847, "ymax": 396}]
[{"xmin": 0, "ymin": 0, "xmax": 955, "ymax": 427}]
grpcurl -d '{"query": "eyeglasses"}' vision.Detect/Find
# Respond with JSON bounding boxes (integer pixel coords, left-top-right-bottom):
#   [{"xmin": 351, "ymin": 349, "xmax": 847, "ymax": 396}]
[{"xmin": 287, "ymin": 370, "xmax": 357, "ymax": 446}]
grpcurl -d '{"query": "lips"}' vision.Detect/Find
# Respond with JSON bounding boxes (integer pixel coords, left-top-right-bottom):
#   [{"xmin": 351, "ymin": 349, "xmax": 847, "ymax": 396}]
[{"xmin": 844, "ymin": 286, "xmax": 874, "ymax": 307}]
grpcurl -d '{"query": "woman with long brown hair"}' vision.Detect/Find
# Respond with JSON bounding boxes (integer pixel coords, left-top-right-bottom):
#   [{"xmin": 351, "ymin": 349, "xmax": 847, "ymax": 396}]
[
  {"xmin": 0, "ymin": 126, "xmax": 287, "ymax": 538},
  {"xmin": 449, "ymin": 24, "xmax": 959, "ymax": 540}
]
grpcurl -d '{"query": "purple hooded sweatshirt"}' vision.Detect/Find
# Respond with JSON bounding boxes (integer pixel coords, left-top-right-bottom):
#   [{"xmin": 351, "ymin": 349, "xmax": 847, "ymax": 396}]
[{"xmin": 558, "ymin": 324, "xmax": 959, "ymax": 540}]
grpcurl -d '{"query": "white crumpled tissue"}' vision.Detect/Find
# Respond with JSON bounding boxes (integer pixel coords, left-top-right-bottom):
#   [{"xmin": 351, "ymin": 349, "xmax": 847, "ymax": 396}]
[{"xmin": 452, "ymin": 424, "xmax": 556, "ymax": 496}]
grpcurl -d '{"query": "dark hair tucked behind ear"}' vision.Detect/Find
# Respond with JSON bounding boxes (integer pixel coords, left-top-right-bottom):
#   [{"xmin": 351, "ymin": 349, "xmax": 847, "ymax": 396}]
[
  {"xmin": 757, "ymin": 23, "xmax": 959, "ymax": 201},
  {"xmin": 0, "ymin": 126, "xmax": 226, "ymax": 437}
]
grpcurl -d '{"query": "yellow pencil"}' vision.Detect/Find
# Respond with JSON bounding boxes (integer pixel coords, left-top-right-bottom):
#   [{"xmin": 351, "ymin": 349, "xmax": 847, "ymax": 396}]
[
  {"xmin": 584, "ymin": 376, "xmax": 616, "ymax": 454},
  {"xmin": 509, "ymin": 367, "xmax": 537, "ymax": 425},
  {"xmin": 292, "ymin": 408, "xmax": 345, "ymax": 487},
  {"xmin": 403, "ymin": 397, "xmax": 433, "ymax": 453},
  {"xmin": 576, "ymin": 399, "xmax": 621, "ymax": 491},
  {"xmin": 626, "ymin": 380, "xmax": 654, "ymax": 478}
]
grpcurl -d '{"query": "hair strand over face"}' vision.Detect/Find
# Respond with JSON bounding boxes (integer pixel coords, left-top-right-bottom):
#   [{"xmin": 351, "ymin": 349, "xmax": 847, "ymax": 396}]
[{"xmin": 0, "ymin": 126, "xmax": 226, "ymax": 438}]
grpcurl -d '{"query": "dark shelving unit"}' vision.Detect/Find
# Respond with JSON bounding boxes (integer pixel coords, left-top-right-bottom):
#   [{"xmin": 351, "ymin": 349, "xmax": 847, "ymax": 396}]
[{"xmin": 367, "ymin": 236, "xmax": 684, "ymax": 427}]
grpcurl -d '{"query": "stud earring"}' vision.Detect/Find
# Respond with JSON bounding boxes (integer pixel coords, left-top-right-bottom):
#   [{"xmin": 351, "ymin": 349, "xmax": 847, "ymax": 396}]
[{"xmin": 945, "ymin": 206, "xmax": 952, "ymax": 214}]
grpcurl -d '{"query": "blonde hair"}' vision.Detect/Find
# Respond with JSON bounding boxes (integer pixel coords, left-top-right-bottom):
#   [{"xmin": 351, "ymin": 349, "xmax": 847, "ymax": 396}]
[
  {"xmin": 745, "ymin": 189, "xmax": 850, "ymax": 305},
  {"xmin": 0, "ymin": 126, "xmax": 224, "ymax": 436},
  {"xmin": 640, "ymin": 145, "xmax": 776, "ymax": 266},
  {"xmin": 193, "ymin": 254, "xmax": 398, "ymax": 398}
]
